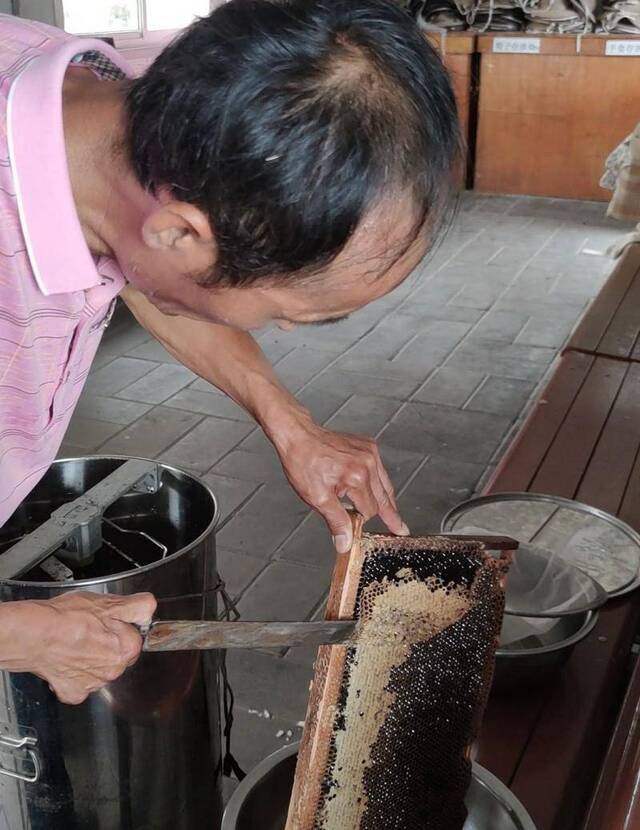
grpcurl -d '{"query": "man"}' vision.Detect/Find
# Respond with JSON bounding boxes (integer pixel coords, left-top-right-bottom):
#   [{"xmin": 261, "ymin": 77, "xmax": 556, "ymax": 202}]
[{"xmin": 0, "ymin": 0, "xmax": 459, "ymax": 704}]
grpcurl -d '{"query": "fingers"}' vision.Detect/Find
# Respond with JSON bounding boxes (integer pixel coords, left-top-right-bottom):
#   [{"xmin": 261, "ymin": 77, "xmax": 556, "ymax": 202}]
[
  {"xmin": 368, "ymin": 477, "xmax": 407, "ymax": 536},
  {"xmin": 106, "ymin": 592, "xmax": 157, "ymax": 626},
  {"xmin": 317, "ymin": 495, "xmax": 354, "ymax": 554},
  {"xmin": 273, "ymin": 418, "xmax": 410, "ymax": 547},
  {"xmin": 345, "ymin": 478, "xmax": 378, "ymax": 523},
  {"xmin": 48, "ymin": 625, "xmax": 141, "ymax": 705},
  {"xmin": 31, "ymin": 595, "xmax": 151, "ymax": 707},
  {"xmin": 104, "ymin": 618, "xmax": 144, "ymax": 667},
  {"xmin": 343, "ymin": 441, "xmax": 408, "ymax": 537},
  {"xmin": 373, "ymin": 448, "xmax": 399, "ymax": 512}
]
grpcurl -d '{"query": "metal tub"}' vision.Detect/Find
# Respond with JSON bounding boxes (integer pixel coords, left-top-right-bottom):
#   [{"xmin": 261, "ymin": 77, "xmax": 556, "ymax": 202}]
[
  {"xmin": 494, "ymin": 611, "xmax": 598, "ymax": 692},
  {"xmin": 0, "ymin": 456, "xmax": 222, "ymax": 830},
  {"xmin": 222, "ymin": 743, "xmax": 537, "ymax": 830}
]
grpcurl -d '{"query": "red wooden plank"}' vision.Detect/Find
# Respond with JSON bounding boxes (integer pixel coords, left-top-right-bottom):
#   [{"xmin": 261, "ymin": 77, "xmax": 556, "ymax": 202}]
[
  {"xmin": 585, "ymin": 655, "xmax": 640, "ymax": 830},
  {"xmin": 531, "ymin": 357, "xmax": 628, "ymax": 496},
  {"xmin": 619, "ymin": 440, "xmax": 640, "ymax": 533},
  {"xmin": 480, "ymin": 353, "xmax": 640, "ymax": 830},
  {"xmin": 566, "ymin": 244, "xmax": 640, "ymax": 357},
  {"xmin": 599, "ymin": 268, "xmax": 640, "ymax": 361},
  {"xmin": 486, "ymin": 353, "xmax": 593, "ymax": 493},
  {"xmin": 509, "ymin": 600, "xmax": 640, "ymax": 830},
  {"xmin": 476, "ymin": 683, "xmax": 549, "ymax": 784},
  {"xmin": 576, "ymin": 362, "xmax": 640, "ymax": 515}
]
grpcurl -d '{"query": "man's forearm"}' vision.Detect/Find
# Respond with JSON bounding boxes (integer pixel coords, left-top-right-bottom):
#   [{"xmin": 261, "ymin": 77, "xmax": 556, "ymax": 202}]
[
  {"xmin": 120, "ymin": 287, "xmax": 310, "ymax": 444},
  {"xmin": 121, "ymin": 287, "xmax": 407, "ymax": 546}
]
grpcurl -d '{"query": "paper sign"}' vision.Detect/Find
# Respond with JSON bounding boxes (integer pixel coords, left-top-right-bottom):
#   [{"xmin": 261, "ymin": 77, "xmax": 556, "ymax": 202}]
[
  {"xmin": 606, "ymin": 40, "xmax": 640, "ymax": 56},
  {"xmin": 493, "ymin": 37, "xmax": 541, "ymax": 54}
]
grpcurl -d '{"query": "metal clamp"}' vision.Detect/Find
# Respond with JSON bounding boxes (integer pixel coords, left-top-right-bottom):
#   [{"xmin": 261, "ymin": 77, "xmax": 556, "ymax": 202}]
[{"xmin": 0, "ymin": 734, "xmax": 40, "ymax": 783}]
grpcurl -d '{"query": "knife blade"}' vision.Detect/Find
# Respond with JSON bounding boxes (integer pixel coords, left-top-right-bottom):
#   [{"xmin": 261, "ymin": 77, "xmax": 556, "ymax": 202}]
[{"xmin": 141, "ymin": 620, "xmax": 359, "ymax": 651}]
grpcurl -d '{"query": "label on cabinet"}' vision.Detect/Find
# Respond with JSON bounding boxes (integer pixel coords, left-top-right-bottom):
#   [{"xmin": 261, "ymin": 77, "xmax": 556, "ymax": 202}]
[
  {"xmin": 493, "ymin": 37, "xmax": 541, "ymax": 54},
  {"xmin": 605, "ymin": 40, "xmax": 640, "ymax": 56}
]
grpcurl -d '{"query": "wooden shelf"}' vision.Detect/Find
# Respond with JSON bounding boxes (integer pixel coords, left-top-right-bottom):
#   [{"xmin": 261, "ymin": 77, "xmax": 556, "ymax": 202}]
[
  {"xmin": 477, "ymin": 32, "xmax": 640, "ymax": 56},
  {"xmin": 474, "ymin": 33, "xmax": 640, "ymax": 200},
  {"xmin": 427, "ymin": 31, "xmax": 476, "ymax": 55},
  {"xmin": 425, "ymin": 32, "xmax": 477, "ymax": 189}
]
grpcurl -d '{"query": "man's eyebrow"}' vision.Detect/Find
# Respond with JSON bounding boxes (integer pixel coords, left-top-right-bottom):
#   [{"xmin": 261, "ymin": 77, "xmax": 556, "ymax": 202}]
[{"xmin": 308, "ymin": 314, "xmax": 351, "ymax": 327}]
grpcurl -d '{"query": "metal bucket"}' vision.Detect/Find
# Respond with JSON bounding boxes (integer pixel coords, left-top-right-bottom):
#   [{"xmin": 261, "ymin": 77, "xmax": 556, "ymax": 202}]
[
  {"xmin": 222, "ymin": 743, "xmax": 537, "ymax": 830},
  {"xmin": 494, "ymin": 610, "xmax": 598, "ymax": 692},
  {"xmin": 0, "ymin": 456, "xmax": 222, "ymax": 829}
]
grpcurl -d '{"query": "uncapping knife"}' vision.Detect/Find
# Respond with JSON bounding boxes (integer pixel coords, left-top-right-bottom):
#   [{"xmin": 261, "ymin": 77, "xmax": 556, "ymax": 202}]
[{"xmin": 141, "ymin": 620, "xmax": 359, "ymax": 651}]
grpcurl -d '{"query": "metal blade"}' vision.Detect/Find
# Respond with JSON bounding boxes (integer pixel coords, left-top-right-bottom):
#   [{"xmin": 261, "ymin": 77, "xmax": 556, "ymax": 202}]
[{"xmin": 142, "ymin": 620, "xmax": 358, "ymax": 651}]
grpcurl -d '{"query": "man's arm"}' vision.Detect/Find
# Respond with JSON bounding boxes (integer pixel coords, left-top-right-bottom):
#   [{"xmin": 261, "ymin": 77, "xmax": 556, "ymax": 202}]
[{"xmin": 121, "ymin": 287, "xmax": 408, "ymax": 552}]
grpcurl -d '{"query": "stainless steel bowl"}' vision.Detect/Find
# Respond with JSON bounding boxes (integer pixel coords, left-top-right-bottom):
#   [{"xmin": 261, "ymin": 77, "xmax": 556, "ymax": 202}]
[
  {"xmin": 493, "ymin": 609, "xmax": 598, "ymax": 692},
  {"xmin": 222, "ymin": 743, "xmax": 537, "ymax": 830}
]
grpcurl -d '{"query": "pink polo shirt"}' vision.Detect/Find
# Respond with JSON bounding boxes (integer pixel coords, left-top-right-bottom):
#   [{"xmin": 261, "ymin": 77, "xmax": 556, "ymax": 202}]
[{"xmin": 0, "ymin": 16, "xmax": 132, "ymax": 526}]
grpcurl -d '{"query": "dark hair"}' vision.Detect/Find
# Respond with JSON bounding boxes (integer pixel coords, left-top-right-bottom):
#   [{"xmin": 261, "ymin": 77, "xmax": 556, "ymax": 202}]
[{"xmin": 126, "ymin": 0, "xmax": 460, "ymax": 285}]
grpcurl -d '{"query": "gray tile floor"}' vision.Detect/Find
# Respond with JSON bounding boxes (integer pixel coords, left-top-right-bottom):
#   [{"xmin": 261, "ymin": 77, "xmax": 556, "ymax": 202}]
[{"xmin": 60, "ymin": 192, "xmax": 630, "ymax": 782}]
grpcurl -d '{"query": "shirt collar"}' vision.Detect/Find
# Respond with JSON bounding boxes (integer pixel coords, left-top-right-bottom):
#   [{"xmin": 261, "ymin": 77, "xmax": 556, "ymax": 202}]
[{"xmin": 7, "ymin": 37, "xmax": 132, "ymax": 296}]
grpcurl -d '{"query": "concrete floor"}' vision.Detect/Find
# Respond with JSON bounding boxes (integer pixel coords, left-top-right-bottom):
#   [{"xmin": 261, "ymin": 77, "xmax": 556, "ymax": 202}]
[{"xmin": 59, "ymin": 192, "xmax": 628, "ymax": 784}]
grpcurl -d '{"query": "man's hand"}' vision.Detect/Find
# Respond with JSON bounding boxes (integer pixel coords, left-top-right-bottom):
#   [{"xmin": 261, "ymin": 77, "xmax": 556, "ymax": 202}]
[
  {"xmin": 0, "ymin": 592, "xmax": 156, "ymax": 705},
  {"xmin": 118, "ymin": 291, "xmax": 409, "ymax": 547},
  {"xmin": 267, "ymin": 412, "xmax": 409, "ymax": 552}
]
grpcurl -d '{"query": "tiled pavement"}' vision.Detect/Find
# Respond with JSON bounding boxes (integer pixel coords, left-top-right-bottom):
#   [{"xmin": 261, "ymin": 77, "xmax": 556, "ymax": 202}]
[{"xmin": 60, "ymin": 193, "xmax": 631, "ymax": 781}]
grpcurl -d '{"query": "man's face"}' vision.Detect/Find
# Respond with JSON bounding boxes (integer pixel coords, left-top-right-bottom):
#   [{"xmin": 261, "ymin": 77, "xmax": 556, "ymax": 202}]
[{"xmin": 119, "ymin": 196, "xmax": 429, "ymax": 332}]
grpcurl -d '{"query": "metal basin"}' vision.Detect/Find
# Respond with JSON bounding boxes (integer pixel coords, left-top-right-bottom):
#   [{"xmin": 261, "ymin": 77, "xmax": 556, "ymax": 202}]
[
  {"xmin": 493, "ymin": 610, "xmax": 598, "ymax": 692},
  {"xmin": 222, "ymin": 743, "xmax": 537, "ymax": 830}
]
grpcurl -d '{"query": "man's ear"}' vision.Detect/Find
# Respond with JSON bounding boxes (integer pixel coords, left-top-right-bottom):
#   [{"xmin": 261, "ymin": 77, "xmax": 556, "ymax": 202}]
[{"xmin": 141, "ymin": 201, "xmax": 214, "ymax": 252}]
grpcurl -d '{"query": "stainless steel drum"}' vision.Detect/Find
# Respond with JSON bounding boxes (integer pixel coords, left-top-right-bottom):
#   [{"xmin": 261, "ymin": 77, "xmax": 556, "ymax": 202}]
[
  {"xmin": 0, "ymin": 456, "xmax": 222, "ymax": 830},
  {"xmin": 222, "ymin": 743, "xmax": 537, "ymax": 830}
]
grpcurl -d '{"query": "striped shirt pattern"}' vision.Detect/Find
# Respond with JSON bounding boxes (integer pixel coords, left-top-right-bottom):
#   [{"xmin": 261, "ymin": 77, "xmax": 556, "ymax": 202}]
[{"xmin": 0, "ymin": 16, "xmax": 131, "ymax": 526}]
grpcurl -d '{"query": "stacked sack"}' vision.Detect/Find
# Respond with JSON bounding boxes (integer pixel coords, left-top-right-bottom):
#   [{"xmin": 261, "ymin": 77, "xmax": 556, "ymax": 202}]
[
  {"xmin": 455, "ymin": 0, "xmax": 527, "ymax": 31},
  {"xmin": 416, "ymin": 0, "xmax": 468, "ymax": 30},
  {"xmin": 522, "ymin": 0, "xmax": 596, "ymax": 32},
  {"xmin": 600, "ymin": 0, "xmax": 640, "ymax": 33},
  {"xmin": 410, "ymin": 0, "xmax": 599, "ymax": 31}
]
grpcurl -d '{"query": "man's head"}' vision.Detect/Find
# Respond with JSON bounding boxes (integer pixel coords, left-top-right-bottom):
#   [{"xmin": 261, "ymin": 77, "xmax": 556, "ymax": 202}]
[{"xmin": 120, "ymin": 0, "xmax": 460, "ymax": 330}]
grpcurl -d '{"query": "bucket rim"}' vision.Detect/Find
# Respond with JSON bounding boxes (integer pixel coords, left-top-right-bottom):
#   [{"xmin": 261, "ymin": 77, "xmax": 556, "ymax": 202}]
[
  {"xmin": 0, "ymin": 454, "xmax": 220, "ymax": 588},
  {"xmin": 221, "ymin": 741, "xmax": 537, "ymax": 830}
]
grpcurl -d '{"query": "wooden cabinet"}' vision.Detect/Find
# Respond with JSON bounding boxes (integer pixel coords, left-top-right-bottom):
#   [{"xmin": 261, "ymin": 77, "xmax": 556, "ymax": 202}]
[
  {"xmin": 427, "ymin": 32, "xmax": 476, "ymax": 189},
  {"xmin": 474, "ymin": 34, "xmax": 640, "ymax": 200}
]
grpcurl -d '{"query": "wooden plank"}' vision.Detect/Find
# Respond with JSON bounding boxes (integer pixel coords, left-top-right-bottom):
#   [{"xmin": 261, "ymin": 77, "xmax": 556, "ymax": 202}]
[
  {"xmin": 425, "ymin": 33, "xmax": 475, "ymax": 190},
  {"xmin": 477, "ymin": 33, "xmax": 579, "ymax": 56},
  {"xmin": 477, "ymin": 32, "xmax": 640, "ymax": 57},
  {"xmin": 446, "ymin": 52, "xmax": 473, "ymax": 190},
  {"xmin": 531, "ymin": 357, "xmax": 628, "ymax": 495},
  {"xmin": 565, "ymin": 245, "xmax": 640, "ymax": 357},
  {"xmin": 476, "ymin": 681, "xmax": 549, "ymax": 783},
  {"xmin": 474, "ymin": 52, "xmax": 640, "ymax": 200},
  {"xmin": 287, "ymin": 514, "xmax": 364, "ymax": 828},
  {"xmin": 482, "ymin": 369, "xmax": 640, "ymax": 806},
  {"xmin": 584, "ymin": 655, "xmax": 640, "ymax": 830},
  {"xmin": 576, "ymin": 362, "xmax": 640, "ymax": 515},
  {"xmin": 446, "ymin": 53, "xmax": 472, "ymax": 143},
  {"xmin": 427, "ymin": 31, "xmax": 476, "ymax": 56},
  {"xmin": 480, "ymin": 353, "xmax": 640, "ymax": 829},
  {"xmin": 509, "ymin": 600, "xmax": 640, "ymax": 830},
  {"xmin": 599, "ymin": 271, "xmax": 640, "ymax": 360},
  {"xmin": 618, "ymin": 435, "xmax": 640, "ymax": 532},
  {"xmin": 485, "ymin": 352, "xmax": 593, "ymax": 493},
  {"xmin": 581, "ymin": 34, "xmax": 640, "ymax": 57}
]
